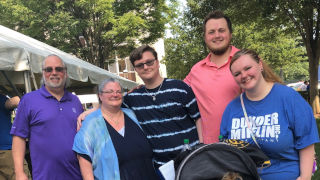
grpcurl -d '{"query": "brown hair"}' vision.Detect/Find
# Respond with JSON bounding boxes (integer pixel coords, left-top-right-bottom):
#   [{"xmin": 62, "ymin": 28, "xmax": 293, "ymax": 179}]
[
  {"xmin": 203, "ymin": 10, "xmax": 233, "ymax": 34},
  {"xmin": 230, "ymin": 49, "xmax": 283, "ymax": 84},
  {"xmin": 129, "ymin": 45, "xmax": 158, "ymax": 65}
]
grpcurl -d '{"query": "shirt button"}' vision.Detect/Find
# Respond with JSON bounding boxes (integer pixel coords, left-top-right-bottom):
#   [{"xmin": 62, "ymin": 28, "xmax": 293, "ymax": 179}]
[{"xmin": 60, "ymin": 108, "xmax": 63, "ymax": 111}]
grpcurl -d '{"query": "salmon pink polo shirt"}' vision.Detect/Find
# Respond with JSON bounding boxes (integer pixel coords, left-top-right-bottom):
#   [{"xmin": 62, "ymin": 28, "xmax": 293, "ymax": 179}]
[{"xmin": 184, "ymin": 46, "xmax": 241, "ymax": 144}]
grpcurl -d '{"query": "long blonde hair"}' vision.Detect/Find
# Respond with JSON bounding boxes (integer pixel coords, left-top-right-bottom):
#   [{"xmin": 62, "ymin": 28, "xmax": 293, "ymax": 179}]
[{"xmin": 230, "ymin": 49, "xmax": 283, "ymax": 84}]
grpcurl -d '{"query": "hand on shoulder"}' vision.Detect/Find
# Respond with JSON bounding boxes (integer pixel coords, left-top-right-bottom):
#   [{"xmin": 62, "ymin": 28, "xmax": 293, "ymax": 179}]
[
  {"xmin": 77, "ymin": 107, "xmax": 98, "ymax": 131},
  {"xmin": 127, "ymin": 84, "xmax": 143, "ymax": 94}
]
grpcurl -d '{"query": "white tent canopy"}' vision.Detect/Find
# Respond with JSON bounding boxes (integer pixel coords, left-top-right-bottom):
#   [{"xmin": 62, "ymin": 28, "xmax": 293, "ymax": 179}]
[{"xmin": 0, "ymin": 25, "xmax": 137, "ymax": 95}]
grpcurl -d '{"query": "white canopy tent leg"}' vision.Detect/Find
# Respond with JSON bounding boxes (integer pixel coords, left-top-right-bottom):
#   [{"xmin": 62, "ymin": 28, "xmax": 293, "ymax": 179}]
[
  {"xmin": 30, "ymin": 70, "xmax": 38, "ymax": 90},
  {"xmin": 24, "ymin": 71, "xmax": 32, "ymax": 93},
  {"xmin": 25, "ymin": 49, "xmax": 38, "ymax": 91}
]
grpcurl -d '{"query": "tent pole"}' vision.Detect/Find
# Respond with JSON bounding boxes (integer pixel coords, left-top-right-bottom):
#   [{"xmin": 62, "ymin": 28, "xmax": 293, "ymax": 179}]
[
  {"xmin": 25, "ymin": 49, "xmax": 38, "ymax": 90},
  {"xmin": 30, "ymin": 71, "xmax": 38, "ymax": 90},
  {"xmin": 24, "ymin": 71, "xmax": 32, "ymax": 93}
]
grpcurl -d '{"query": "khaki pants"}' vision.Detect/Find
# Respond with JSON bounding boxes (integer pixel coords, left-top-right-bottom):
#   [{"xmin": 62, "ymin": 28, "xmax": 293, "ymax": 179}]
[{"xmin": 0, "ymin": 150, "xmax": 31, "ymax": 180}]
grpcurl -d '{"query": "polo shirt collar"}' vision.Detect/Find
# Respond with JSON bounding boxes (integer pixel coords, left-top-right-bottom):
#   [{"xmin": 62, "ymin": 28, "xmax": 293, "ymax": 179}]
[
  {"xmin": 39, "ymin": 85, "xmax": 72, "ymax": 102},
  {"xmin": 201, "ymin": 46, "xmax": 239, "ymax": 68}
]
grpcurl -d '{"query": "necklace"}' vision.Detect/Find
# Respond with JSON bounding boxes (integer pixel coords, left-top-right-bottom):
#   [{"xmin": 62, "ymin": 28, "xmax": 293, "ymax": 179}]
[
  {"xmin": 109, "ymin": 116, "xmax": 120, "ymax": 126},
  {"xmin": 102, "ymin": 109, "xmax": 123, "ymax": 127},
  {"xmin": 145, "ymin": 80, "xmax": 164, "ymax": 101}
]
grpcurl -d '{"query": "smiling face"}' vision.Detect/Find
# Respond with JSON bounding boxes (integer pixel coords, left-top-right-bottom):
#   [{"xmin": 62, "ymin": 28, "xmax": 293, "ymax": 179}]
[
  {"xmin": 204, "ymin": 18, "xmax": 232, "ymax": 55},
  {"xmin": 230, "ymin": 54, "xmax": 264, "ymax": 91},
  {"xmin": 99, "ymin": 81, "xmax": 123, "ymax": 109},
  {"xmin": 42, "ymin": 56, "xmax": 67, "ymax": 90},
  {"xmin": 133, "ymin": 51, "xmax": 160, "ymax": 82}
]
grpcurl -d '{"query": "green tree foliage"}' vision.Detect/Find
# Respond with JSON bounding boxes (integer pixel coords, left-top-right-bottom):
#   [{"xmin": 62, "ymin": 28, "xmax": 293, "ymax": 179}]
[
  {"xmin": 164, "ymin": 13, "xmax": 206, "ymax": 79},
  {"xmin": 232, "ymin": 22, "xmax": 308, "ymax": 82},
  {"xmin": 261, "ymin": 0, "xmax": 320, "ymax": 112},
  {"xmin": 225, "ymin": 0, "xmax": 320, "ymax": 111},
  {"xmin": 164, "ymin": 0, "xmax": 308, "ymax": 82},
  {"xmin": 0, "ymin": 0, "xmax": 175, "ymax": 69}
]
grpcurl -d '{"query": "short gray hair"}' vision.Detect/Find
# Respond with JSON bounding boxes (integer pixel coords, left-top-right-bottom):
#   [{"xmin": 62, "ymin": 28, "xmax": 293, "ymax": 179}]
[
  {"xmin": 97, "ymin": 78, "xmax": 122, "ymax": 104},
  {"xmin": 42, "ymin": 54, "xmax": 66, "ymax": 69},
  {"xmin": 98, "ymin": 78, "xmax": 122, "ymax": 93},
  {"xmin": 40, "ymin": 54, "xmax": 70, "ymax": 87}
]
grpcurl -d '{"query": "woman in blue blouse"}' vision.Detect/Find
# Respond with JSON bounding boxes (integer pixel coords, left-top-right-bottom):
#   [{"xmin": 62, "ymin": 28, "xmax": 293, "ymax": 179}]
[
  {"xmin": 220, "ymin": 49, "xmax": 319, "ymax": 180},
  {"xmin": 73, "ymin": 78, "xmax": 159, "ymax": 180}
]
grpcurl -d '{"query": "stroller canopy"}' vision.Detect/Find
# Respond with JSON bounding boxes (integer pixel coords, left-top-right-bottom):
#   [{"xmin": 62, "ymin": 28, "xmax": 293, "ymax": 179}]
[{"xmin": 175, "ymin": 143, "xmax": 260, "ymax": 180}]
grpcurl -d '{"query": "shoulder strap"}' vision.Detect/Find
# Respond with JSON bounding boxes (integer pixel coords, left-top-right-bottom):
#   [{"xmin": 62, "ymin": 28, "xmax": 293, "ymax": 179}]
[{"xmin": 240, "ymin": 93, "xmax": 261, "ymax": 148}]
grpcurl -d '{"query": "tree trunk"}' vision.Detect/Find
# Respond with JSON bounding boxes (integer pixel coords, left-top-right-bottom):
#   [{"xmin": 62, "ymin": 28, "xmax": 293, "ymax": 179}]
[
  {"xmin": 307, "ymin": 48, "xmax": 320, "ymax": 114},
  {"xmin": 98, "ymin": 42, "xmax": 105, "ymax": 69},
  {"xmin": 98, "ymin": 53, "xmax": 104, "ymax": 69},
  {"xmin": 309, "ymin": 66, "xmax": 320, "ymax": 114}
]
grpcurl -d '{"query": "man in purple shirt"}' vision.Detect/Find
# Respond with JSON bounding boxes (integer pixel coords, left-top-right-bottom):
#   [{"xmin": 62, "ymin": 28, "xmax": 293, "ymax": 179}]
[{"xmin": 11, "ymin": 55, "xmax": 83, "ymax": 180}]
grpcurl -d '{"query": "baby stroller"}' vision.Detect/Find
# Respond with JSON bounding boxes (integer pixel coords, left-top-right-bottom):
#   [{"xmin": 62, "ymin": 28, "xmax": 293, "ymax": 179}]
[{"xmin": 174, "ymin": 139, "xmax": 270, "ymax": 180}]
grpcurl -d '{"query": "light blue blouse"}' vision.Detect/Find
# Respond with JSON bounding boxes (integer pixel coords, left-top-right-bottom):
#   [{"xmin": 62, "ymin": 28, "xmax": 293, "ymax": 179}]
[{"xmin": 73, "ymin": 108, "xmax": 141, "ymax": 180}]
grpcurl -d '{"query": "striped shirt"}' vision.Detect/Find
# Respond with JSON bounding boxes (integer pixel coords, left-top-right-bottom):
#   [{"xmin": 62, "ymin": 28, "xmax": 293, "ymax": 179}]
[{"xmin": 123, "ymin": 78, "xmax": 200, "ymax": 167}]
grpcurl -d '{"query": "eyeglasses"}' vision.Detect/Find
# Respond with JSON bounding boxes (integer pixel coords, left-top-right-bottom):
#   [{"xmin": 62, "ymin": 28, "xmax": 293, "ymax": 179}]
[
  {"xmin": 134, "ymin": 59, "xmax": 156, "ymax": 69},
  {"xmin": 43, "ymin": 66, "xmax": 66, "ymax": 73},
  {"xmin": 101, "ymin": 90, "xmax": 122, "ymax": 95}
]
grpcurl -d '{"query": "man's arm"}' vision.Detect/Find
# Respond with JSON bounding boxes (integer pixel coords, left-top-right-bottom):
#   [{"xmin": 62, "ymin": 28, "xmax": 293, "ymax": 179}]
[
  {"xmin": 181, "ymin": 80, "xmax": 202, "ymax": 143},
  {"xmin": 5, "ymin": 96, "xmax": 20, "ymax": 110},
  {"xmin": 77, "ymin": 106, "xmax": 98, "ymax": 131},
  {"xmin": 78, "ymin": 155, "xmax": 94, "ymax": 180},
  {"xmin": 12, "ymin": 136, "xmax": 28, "ymax": 180},
  {"xmin": 195, "ymin": 118, "xmax": 203, "ymax": 143},
  {"xmin": 297, "ymin": 144, "xmax": 315, "ymax": 180}
]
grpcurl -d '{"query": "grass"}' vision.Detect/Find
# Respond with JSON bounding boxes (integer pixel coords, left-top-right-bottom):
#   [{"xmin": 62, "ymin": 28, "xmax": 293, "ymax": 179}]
[{"xmin": 312, "ymin": 118, "xmax": 320, "ymax": 180}]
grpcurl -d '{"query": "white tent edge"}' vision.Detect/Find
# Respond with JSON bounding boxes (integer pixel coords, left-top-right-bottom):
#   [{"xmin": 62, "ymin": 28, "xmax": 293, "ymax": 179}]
[{"xmin": 0, "ymin": 25, "xmax": 138, "ymax": 93}]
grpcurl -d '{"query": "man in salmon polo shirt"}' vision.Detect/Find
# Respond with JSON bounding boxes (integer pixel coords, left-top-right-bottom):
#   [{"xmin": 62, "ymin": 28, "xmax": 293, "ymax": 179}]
[{"xmin": 184, "ymin": 10, "xmax": 241, "ymax": 144}]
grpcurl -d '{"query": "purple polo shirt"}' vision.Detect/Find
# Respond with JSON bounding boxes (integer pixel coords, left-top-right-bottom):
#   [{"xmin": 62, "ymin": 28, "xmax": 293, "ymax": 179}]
[{"xmin": 11, "ymin": 85, "xmax": 83, "ymax": 180}]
